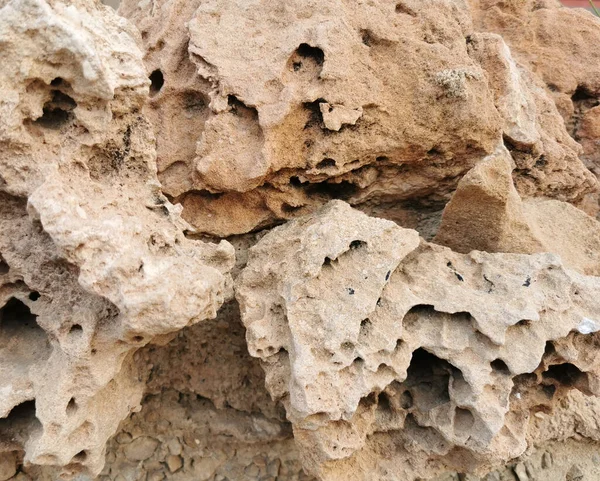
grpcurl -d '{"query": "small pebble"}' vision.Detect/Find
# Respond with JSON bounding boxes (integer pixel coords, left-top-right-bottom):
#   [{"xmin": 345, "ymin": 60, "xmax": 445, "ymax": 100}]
[
  {"xmin": 541, "ymin": 451, "xmax": 553, "ymax": 469},
  {"xmin": 513, "ymin": 463, "xmax": 529, "ymax": 481},
  {"xmin": 566, "ymin": 465, "xmax": 584, "ymax": 481},
  {"xmin": 166, "ymin": 454, "xmax": 183, "ymax": 473}
]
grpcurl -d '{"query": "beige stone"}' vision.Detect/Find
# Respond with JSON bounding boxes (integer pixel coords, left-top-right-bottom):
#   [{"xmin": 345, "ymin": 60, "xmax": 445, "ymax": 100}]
[
  {"xmin": 0, "ymin": 0, "xmax": 233, "ymax": 476},
  {"xmin": 119, "ymin": 0, "xmax": 595, "ymax": 237},
  {"xmin": 236, "ymin": 201, "xmax": 600, "ymax": 480},
  {"xmin": 123, "ymin": 436, "xmax": 159, "ymax": 462},
  {"xmin": 435, "ymin": 145, "xmax": 600, "ymax": 275},
  {"xmin": 0, "ymin": 453, "xmax": 17, "ymax": 481}
]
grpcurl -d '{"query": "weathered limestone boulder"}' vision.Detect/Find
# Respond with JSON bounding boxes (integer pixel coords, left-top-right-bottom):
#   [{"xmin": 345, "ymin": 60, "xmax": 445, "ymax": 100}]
[
  {"xmin": 236, "ymin": 201, "xmax": 600, "ymax": 480},
  {"xmin": 2, "ymin": 0, "xmax": 600, "ymax": 479},
  {"xmin": 0, "ymin": 0, "xmax": 233, "ymax": 476},
  {"xmin": 119, "ymin": 0, "xmax": 596, "ymax": 237}
]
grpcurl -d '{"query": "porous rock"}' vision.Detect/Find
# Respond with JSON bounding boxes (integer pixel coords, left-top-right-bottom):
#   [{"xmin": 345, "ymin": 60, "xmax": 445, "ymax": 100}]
[
  {"xmin": 469, "ymin": 0, "xmax": 600, "ymax": 217},
  {"xmin": 119, "ymin": 0, "xmax": 595, "ymax": 237},
  {"xmin": 236, "ymin": 200, "xmax": 600, "ymax": 480},
  {"xmin": 0, "ymin": 0, "xmax": 233, "ymax": 476}
]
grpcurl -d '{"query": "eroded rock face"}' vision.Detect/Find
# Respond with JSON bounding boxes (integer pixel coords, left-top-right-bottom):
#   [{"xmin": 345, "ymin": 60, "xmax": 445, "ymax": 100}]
[
  {"xmin": 3, "ymin": 0, "xmax": 600, "ymax": 479},
  {"xmin": 0, "ymin": 0, "xmax": 233, "ymax": 476},
  {"xmin": 119, "ymin": 0, "xmax": 596, "ymax": 237},
  {"xmin": 469, "ymin": 0, "xmax": 600, "ymax": 217},
  {"xmin": 236, "ymin": 201, "xmax": 600, "ymax": 480}
]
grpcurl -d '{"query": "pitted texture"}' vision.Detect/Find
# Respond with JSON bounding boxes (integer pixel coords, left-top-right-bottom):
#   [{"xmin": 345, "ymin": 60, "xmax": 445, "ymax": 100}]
[
  {"xmin": 0, "ymin": 0, "xmax": 233, "ymax": 476},
  {"xmin": 236, "ymin": 201, "xmax": 600, "ymax": 481},
  {"xmin": 119, "ymin": 0, "xmax": 596, "ymax": 237}
]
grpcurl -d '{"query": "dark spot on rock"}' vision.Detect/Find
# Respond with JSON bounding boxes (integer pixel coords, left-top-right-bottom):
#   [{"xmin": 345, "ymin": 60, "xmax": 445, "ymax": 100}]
[
  {"xmin": 316, "ymin": 158, "xmax": 336, "ymax": 169},
  {"xmin": 491, "ymin": 359, "xmax": 510, "ymax": 374},
  {"xmin": 523, "ymin": 276, "xmax": 531, "ymax": 287},
  {"xmin": 69, "ymin": 324, "xmax": 83, "ymax": 335},
  {"xmin": 34, "ymin": 91, "xmax": 77, "ymax": 129},
  {"xmin": 350, "ymin": 240, "xmax": 366, "ymax": 250},
  {"xmin": 400, "ymin": 390, "xmax": 413, "ymax": 409},
  {"xmin": 149, "ymin": 69, "xmax": 164, "ymax": 96},
  {"xmin": 296, "ymin": 43, "xmax": 324, "ymax": 65},
  {"xmin": 347, "ymin": 287, "xmax": 355, "ymax": 295}
]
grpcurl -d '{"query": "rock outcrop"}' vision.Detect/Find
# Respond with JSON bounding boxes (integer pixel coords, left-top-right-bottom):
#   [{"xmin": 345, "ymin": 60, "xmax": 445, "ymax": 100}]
[
  {"xmin": 470, "ymin": 0, "xmax": 600, "ymax": 218},
  {"xmin": 2, "ymin": 0, "xmax": 600, "ymax": 480},
  {"xmin": 236, "ymin": 200, "xmax": 600, "ymax": 481},
  {"xmin": 0, "ymin": 0, "xmax": 233, "ymax": 476},
  {"xmin": 119, "ymin": 0, "xmax": 596, "ymax": 237}
]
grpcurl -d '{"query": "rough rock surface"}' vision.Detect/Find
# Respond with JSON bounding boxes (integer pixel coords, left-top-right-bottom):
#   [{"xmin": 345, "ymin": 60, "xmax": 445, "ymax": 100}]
[
  {"xmin": 237, "ymin": 201, "xmax": 600, "ymax": 480},
  {"xmin": 435, "ymin": 145, "xmax": 600, "ymax": 276},
  {"xmin": 0, "ymin": 0, "xmax": 233, "ymax": 476},
  {"xmin": 2, "ymin": 0, "xmax": 600, "ymax": 480},
  {"xmin": 469, "ymin": 0, "xmax": 600, "ymax": 218},
  {"xmin": 119, "ymin": 0, "xmax": 596, "ymax": 237}
]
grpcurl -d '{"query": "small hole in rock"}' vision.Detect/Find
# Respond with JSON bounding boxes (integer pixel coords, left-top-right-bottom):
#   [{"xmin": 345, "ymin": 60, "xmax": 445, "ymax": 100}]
[
  {"xmin": 69, "ymin": 324, "xmax": 83, "ymax": 335},
  {"xmin": 66, "ymin": 398, "xmax": 77, "ymax": 415},
  {"xmin": 400, "ymin": 390, "xmax": 413, "ymax": 409},
  {"xmin": 290, "ymin": 176, "xmax": 303, "ymax": 188},
  {"xmin": 296, "ymin": 43, "xmax": 325, "ymax": 65},
  {"xmin": 377, "ymin": 391, "xmax": 392, "ymax": 412},
  {"xmin": 133, "ymin": 335, "xmax": 144, "ymax": 343},
  {"xmin": 361, "ymin": 30, "xmax": 373, "ymax": 47},
  {"xmin": 149, "ymin": 69, "xmax": 164, "ymax": 96},
  {"xmin": 395, "ymin": 2, "xmax": 417, "ymax": 15},
  {"xmin": 543, "ymin": 384, "xmax": 557, "ymax": 398},
  {"xmin": 543, "ymin": 363, "xmax": 587, "ymax": 388},
  {"xmin": 491, "ymin": 359, "xmax": 510, "ymax": 374},
  {"xmin": 349, "ymin": 240, "xmax": 366, "ymax": 250},
  {"xmin": 1, "ymin": 297, "xmax": 39, "ymax": 328},
  {"xmin": 0, "ymin": 258, "xmax": 8, "ymax": 274},
  {"xmin": 29, "ymin": 292, "xmax": 40, "ymax": 301},
  {"xmin": 572, "ymin": 85, "xmax": 596, "ymax": 102},
  {"xmin": 545, "ymin": 341, "xmax": 556, "ymax": 355},
  {"xmin": 73, "ymin": 450, "xmax": 87, "ymax": 462},
  {"xmin": 316, "ymin": 158, "xmax": 336, "ymax": 169},
  {"xmin": 33, "ymin": 91, "xmax": 77, "ymax": 129},
  {"xmin": 282, "ymin": 203, "xmax": 301, "ymax": 214}
]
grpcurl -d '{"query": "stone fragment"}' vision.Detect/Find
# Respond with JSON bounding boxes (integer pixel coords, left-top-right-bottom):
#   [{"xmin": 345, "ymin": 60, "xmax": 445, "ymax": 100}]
[
  {"xmin": 123, "ymin": 437, "xmax": 159, "ymax": 462},
  {"xmin": 0, "ymin": 453, "xmax": 17, "ymax": 481},
  {"xmin": 513, "ymin": 463, "xmax": 529, "ymax": 481},
  {"xmin": 166, "ymin": 454, "xmax": 183, "ymax": 473}
]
